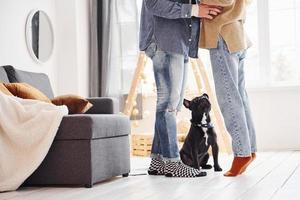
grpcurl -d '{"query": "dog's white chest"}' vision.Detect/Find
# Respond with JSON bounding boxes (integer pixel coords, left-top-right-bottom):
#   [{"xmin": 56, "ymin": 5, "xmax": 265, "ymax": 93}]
[
  {"xmin": 201, "ymin": 117, "xmax": 209, "ymax": 146},
  {"xmin": 203, "ymin": 128, "xmax": 208, "ymax": 146}
]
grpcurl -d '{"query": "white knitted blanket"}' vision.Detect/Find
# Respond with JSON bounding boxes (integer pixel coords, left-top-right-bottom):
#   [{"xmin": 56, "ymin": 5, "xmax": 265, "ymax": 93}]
[{"xmin": 0, "ymin": 92, "xmax": 67, "ymax": 192}]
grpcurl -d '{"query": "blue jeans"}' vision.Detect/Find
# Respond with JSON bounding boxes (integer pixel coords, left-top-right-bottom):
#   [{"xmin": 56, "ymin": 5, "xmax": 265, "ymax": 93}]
[
  {"xmin": 145, "ymin": 42, "xmax": 188, "ymax": 160},
  {"xmin": 210, "ymin": 37, "xmax": 257, "ymax": 157}
]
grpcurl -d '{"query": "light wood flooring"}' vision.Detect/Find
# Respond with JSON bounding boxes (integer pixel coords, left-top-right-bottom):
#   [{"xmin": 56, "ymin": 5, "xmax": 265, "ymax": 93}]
[{"xmin": 1, "ymin": 151, "xmax": 300, "ymax": 200}]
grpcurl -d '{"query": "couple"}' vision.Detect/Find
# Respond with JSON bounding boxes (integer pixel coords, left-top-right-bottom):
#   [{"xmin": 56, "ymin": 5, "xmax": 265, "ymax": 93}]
[{"xmin": 139, "ymin": 0, "xmax": 257, "ymax": 178}]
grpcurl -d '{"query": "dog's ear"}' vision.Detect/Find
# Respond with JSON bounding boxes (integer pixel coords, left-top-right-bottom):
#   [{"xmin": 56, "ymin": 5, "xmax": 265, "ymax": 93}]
[
  {"xmin": 183, "ymin": 99, "xmax": 191, "ymax": 109},
  {"xmin": 203, "ymin": 93, "xmax": 209, "ymax": 99}
]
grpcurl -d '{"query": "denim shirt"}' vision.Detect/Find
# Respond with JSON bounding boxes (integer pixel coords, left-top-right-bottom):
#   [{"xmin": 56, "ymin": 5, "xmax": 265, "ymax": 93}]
[{"xmin": 139, "ymin": 0, "xmax": 201, "ymax": 58}]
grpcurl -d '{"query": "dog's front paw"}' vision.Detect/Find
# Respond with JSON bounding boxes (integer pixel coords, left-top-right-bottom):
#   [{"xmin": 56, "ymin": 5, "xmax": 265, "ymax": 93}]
[
  {"xmin": 214, "ymin": 166, "xmax": 223, "ymax": 172},
  {"xmin": 201, "ymin": 164, "xmax": 213, "ymax": 170}
]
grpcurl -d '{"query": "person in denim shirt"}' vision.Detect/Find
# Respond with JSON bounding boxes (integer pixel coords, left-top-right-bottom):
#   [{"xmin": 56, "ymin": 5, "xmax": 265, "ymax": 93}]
[{"xmin": 139, "ymin": 0, "xmax": 222, "ymax": 178}]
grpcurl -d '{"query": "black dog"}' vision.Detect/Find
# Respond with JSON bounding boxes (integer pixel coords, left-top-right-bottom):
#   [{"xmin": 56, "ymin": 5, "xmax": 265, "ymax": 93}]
[{"xmin": 180, "ymin": 94, "xmax": 222, "ymax": 172}]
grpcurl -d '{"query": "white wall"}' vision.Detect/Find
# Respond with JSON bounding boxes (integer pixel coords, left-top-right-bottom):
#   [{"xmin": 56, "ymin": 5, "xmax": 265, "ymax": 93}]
[
  {"xmin": 75, "ymin": 0, "xmax": 90, "ymax": 97},
  {"xmin": 54, "ymin": 0, "xmax": 90, "ymax": 96},
  {"xmin": 248, "ymin": 87, "xmax": 300, "ymax": 151},
  {"xmin": 0, "ymin": 0, "xmax": 90, "ymax": 96},
  {"xmin": 0, "ymin": 0, "xmax": 58, "ymax": 92}
]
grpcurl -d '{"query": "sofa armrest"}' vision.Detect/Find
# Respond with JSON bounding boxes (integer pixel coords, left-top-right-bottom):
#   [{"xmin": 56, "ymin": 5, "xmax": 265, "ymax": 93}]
[
  {"xmin": 55, "ymin": 114, "xmax": 131, "ymax": 140},
  {"xmin": 86, "ymin": 97, "xmax": 119, "ymax": 114}
]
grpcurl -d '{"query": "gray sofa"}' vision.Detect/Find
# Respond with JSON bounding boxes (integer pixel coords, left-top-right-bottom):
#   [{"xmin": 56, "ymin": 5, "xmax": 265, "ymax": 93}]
[{"xmin": 0, "ymin": 65, "xmax": 131, "ymax": 188}]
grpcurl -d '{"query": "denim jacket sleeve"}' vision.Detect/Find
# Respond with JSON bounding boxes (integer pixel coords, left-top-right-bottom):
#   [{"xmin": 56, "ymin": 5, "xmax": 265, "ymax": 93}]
[{"xmin": 144, "ymin": 0, "xmax": 193, "ymax": 19}]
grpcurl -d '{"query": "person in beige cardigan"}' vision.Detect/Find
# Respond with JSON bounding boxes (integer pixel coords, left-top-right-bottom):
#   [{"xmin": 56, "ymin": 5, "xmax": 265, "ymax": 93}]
[{"xmin": 199, "ymin": 0, "xmax": 257, "ymax": 177}]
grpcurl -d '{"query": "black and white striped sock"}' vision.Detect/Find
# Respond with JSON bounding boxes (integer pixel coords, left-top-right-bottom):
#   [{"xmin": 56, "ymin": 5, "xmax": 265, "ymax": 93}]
[
  {"xmin": 148, "ymin": 158, "xmax": 165, "ymax": 175},
  {"xmin": 164, "ymin": 161, "xmax": 207, "ymax": 178}
]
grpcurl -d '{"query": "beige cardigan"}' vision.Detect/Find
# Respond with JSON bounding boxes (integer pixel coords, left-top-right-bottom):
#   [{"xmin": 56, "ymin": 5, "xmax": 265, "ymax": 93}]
[{"xmin": 199, "ymin": 0, "xmax": 252, "ymax": 53}]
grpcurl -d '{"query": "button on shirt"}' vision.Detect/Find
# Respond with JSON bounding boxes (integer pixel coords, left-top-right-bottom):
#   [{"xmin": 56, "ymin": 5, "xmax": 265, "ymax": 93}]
[{"xmin": 139, "ymin": 0, "xmax": 201, "ymax": 58}]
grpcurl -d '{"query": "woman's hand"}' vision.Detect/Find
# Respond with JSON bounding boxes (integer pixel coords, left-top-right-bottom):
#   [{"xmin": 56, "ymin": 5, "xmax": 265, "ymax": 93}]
[{"xmin": 198, "ymin": 4, "xmax": 223, "ymax": 20}]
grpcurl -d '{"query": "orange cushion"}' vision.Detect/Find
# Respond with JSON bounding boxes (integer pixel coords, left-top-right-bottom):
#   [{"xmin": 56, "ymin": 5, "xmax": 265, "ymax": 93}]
[
  {"xmin": 0, "ymin": 83, "xmax": 13, "ymax": 96},
  {"xmin": 51, "ymin": 95, "xmax": 93, "ymax": 114},
  {"xmin": 4, "ymin": 83, "xmax": 51, "ymax": 103}
]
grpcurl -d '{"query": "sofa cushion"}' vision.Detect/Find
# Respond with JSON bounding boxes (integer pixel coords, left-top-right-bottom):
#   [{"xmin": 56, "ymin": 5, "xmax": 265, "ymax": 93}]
[
  {"xmin": 0, "ymin": 67, "xmax": 9, "ymax": 83},
  {"xmin": 0, "ymin": 83, "xmax": 13, "ymax": 96},
  {"xmin": 3, "ymin": 65, "xmax": 54, "ymax": 98},
  {"xmin": 4, "ymin": 83, "xmax": 51, "ymax": 103},
  {"xmin": 86, "ymin": 97, "xmax": 119, "ymax": 114},
  {"xmin": 51, "ymin": 95, "xmax": 93, "ymax": 114},
  {"xmin": 55, "ymin": 114, "xmax": 131, "ymax": 140}
]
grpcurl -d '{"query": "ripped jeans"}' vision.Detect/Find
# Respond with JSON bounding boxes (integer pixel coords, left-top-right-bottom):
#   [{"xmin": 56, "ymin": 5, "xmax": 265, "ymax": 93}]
[{"xmin": 145, "ymin": 42, "xmax": 188, "ymax": 160}]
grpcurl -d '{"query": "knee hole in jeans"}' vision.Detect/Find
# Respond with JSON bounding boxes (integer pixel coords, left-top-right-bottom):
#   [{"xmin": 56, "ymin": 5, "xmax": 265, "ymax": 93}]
[{"xmin": 166, "ymin": 108, "xmax": 177, "ymax": 113}]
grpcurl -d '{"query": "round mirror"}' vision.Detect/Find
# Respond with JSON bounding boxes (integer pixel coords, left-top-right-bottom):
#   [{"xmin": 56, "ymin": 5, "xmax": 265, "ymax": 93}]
[{"xmin": 26, "ymin": 10, "xmax": 54, "ymax": 63}]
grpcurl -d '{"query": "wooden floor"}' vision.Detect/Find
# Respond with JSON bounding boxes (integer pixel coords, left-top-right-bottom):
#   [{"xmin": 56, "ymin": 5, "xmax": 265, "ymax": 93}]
[{"xmin": 1, "ymin": 151, "xmax": 300, "ymax": 200}]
